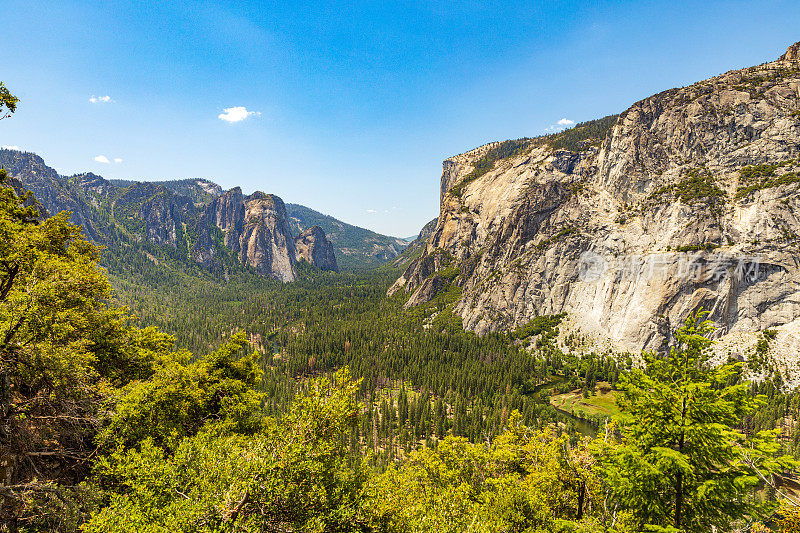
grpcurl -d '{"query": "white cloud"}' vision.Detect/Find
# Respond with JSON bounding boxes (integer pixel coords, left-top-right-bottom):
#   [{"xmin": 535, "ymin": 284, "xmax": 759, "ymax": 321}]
[
  {"xmin": 94, "ymin": 155, "xmax": 110, "ymax": 164},
  {"xmin": 1, "ymin": 145, "xmax": 20, "ymax": 150},
  {"xmin": 366, "ymin": 209, "xmax": 377, "ymax": 214},
  {"xmin": 545, "ymin": 118, "xmax": 576, "ymax": 133},
  {"xmin": 218, "ymin": 106, "xmax": 261, "ymax": 123},
  {"xmin": 113, "ymin": 157, "xmax": 123, "ymax": 163},
  {"xmin": 89, "ymin": 95, "xmax": 112, "ymax": 104}
]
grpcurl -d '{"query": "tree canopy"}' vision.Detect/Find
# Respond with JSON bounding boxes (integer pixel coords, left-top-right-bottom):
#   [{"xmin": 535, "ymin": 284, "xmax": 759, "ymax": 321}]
[
  {"xmin": 0, "ymin": 84, "xmax": 17, "ymax": 121},
  {"xmin": 1, "ymin": 80, "xmax": 799, "ymax": 532}
]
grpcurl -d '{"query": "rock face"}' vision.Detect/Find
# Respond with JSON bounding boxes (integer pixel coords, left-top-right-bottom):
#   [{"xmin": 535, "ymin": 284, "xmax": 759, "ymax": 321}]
[
  {"xmin": 204, "ymin": 189, "xmax": 299, "ymax": 281},
  {"xmin": 0, "ymin": 149, "xmax": 336, "ymax": 282},
  {"xmin": 238, "ymin": 192, "xmax": 297, "ymax": 282},
  {"xmin": 286, "ymin": 203, "xmax": 409, "ymax": 270},
  {"xmin": 781, "ymin": 41, "xmax": 800, "ymax": 61},
  {"xmin": 294, "ymin": 226, "xmax": 339, "ymax": 271},
  {"xmin": 393, "ymin": 41, "xmax": 800, "ymax": 380},
  {"xmin": 416, "ymin": 217, "xmax": 439, "ymax": 243},
  {"xmin": 392, "ymin": 217, "xmax": 439, "ymax": 267}
]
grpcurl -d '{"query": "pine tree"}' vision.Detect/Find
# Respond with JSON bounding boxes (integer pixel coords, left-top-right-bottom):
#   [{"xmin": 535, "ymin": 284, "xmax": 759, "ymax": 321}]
[{"xmin": 603, "ymin": 310, "xmax": 795, "ymax": 531}]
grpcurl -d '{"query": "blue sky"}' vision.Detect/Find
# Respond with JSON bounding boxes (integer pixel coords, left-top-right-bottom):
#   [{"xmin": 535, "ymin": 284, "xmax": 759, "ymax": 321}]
[{"xmin": 1, "ymin": 1, "xmax": 799, "ymax": 237}]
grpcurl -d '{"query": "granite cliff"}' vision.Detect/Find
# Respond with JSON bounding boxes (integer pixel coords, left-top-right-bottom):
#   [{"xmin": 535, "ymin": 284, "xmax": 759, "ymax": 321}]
[
  {"xmin": 0, "ymin": 150, "xmax": 339, "ymax": 281},
  {"xmin": 198, "ymin": 189, "xmax": 299, "ymax": 281},
  {"xmin": 392, "ymin": 41, "xmax": 800, "ymax": 381},
  {"xmin": 286, "ymin": 203, "xmax": 408, "ymax": 269},
  {"xmin": 294, "ymin": 225, "xmax": 338, "ymax": 271}
]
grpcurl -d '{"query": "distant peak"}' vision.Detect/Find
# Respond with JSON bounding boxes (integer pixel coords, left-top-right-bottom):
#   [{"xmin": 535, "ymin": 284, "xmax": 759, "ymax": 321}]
[
  {"xmin": 300, "ymin": 225, "xmax": 325, "ymax": 236},
  {"xmin": 75, "ymin": 172, "xmax": 108, "ymax": 186},
  {"xmin": 780, "ymin": 41, "xmax": 800, "ymax": 61}
]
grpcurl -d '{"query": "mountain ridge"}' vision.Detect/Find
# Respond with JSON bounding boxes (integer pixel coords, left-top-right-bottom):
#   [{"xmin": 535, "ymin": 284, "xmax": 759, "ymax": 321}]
[
  {"xmin": 286, "ymin": 203, "xmax": 410, "ymax": 270},
  {"xmin": 393, "ymin": 40, "xmax": 800, "ymax": 383},
  {"xmin": 0, "ymin": 149, "xmax": 346, "ymax": 281}
]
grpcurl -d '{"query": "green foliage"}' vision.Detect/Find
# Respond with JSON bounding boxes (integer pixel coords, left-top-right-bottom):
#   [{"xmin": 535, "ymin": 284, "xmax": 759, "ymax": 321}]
[
  {"xmin": 513, "ymin": 313, "xmax": 566, "ymax": 340},
  {"xmin": 98, "ymin": 332, "xmax": 262, "ymax": 452},
  {"xmin": 0, "ymin": 82, "xmax": 18, "ymax": 120},
  {"xmin": 605, "ymin": 310, "xmax": 795, "ymax": 531},
  {"xmin": 364, "ymin": 410, "xmax": 636, "ymax": 532},
  {"xmin": 545, "ymin": 114, "xmax": 619, "ymax": 152},
  {"xmin": 149, "ymin": 178, "xmax": 219, "ymax": 206},
  {"xmin": 86, "ymin": 369, "xmax": 367, "ymax": 533},
  {"xmin": 735, "ymin": 160, "xmax": 800, "ymax": 199},
  {"xmin": 672, "ymin": 242, "xmax": 721, "ymax": 253},
  {"xmin": 658, "ymin": 167, "xmax": 727, "ymax": 205},
  {"xmin": 0, "ymin": 166, "xmax": 186, "ymax": 528},
  {"xmin": 434, "ymin": 264, "xmax": 460, "ymax": 281},
  {"xmin": 730, "ymin": 69, "xmax": 800, "ymax": 97}
]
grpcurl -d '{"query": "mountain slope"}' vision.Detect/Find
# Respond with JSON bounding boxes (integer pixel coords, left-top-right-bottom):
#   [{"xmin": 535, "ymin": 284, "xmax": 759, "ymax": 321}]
[
  {"xmin": 294, "ymin": 225, "xmax": 339, "ymax": 271},
  {"xmin": 110, "ymin": 179, "xmax": 408, "ymax": 270},
  {"xmin": 111, "ymin": 178, "xmax": 223, "ymax": 205},
  {"xmin": 392, "ymin": 41, "xmax": 800, "ymax": 382},
  {"xmin": 286, "ymin": 203, "xmax": 408, "ymax": 269},
  {"xmin": 392, "ymin": 217, "xmax": 438, "ymax": 268},
  {"xmin": 0, "ymin": 150, "xmax": 331, "ymax": 282}
]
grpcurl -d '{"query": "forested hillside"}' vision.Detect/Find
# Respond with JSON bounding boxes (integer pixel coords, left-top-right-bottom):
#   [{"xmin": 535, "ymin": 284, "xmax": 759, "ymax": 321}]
[
  {"xmin": 287, "ymin": 203, "xmax": 409, "ymax": 270},
  {"xmin": 0, "ymin": 149, "xmax": 409, "ymax": 278},
  {"xmin": 4, "ymin": 39, "xmax": 800, "ymax": 532}
]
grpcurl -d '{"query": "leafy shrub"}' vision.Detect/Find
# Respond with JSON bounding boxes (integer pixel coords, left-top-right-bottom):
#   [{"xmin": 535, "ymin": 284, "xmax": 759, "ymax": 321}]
[
  {"xmin": 513, "ymin": 313, "xmax": 566, "ymax": 341},
  {"xmin": 673, "ymin": 242, "xmax": 721, "ymax": 252},
  {"xmin": 650, "ymin": 167, "xmax": 726, "ymax": 211},
  {"xmin": 735, "ymin": 160, "xmax": 800, "ymax": 199}
]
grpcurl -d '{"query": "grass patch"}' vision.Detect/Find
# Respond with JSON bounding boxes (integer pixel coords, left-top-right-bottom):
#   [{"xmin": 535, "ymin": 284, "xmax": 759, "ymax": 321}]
[{"xmin": 550, "ymin": 384, "xmax": 623, "ymax": 420}]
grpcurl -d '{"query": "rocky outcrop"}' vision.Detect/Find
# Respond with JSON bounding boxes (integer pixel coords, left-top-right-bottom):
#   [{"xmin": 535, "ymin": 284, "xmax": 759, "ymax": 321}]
[
  {"xmin": 393, "ymin": 41, "xmax": 800, "ymax": 381},
  {"xmin": 0, "ymin": 150, "xmax": 108, "ymax": 241},
  {"xmin": 113, "ymin": 182, "xmax": 197, "ymax": 248},
  {"xmin": 0, "ymin": 150, "xmax": 339, "ymax": 282},
  {"xmin": 155, "ymin": 178, "xmax": 223, "ymax": 205},
  {"xmin": 417, "ymin": 217, "xmax": 439, "ymax": 242},
  {"xmin": 781, "ymin": 42, "xmax": 800, "ymax": 61},
  {"xmin": 294, "ymin": 226, "xmax": 338, "ymax": 271},
  {"xmin": 286, "ymin": 203, "xmax": 409, "ymax": 270},
  {"xmin": 209, "ymin": 187, "xmax": 246, "ymax": 248},
  {"xmin": 203, "ymin": 189, "xmax": 298, "ymax": 281},
  {"xmin": 238, "ymin": 192, "xmax": 297, "ymax": 282},
  {"xmin": 391, "ymin": 217, "xmax": 440, "ymax": 269}
]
